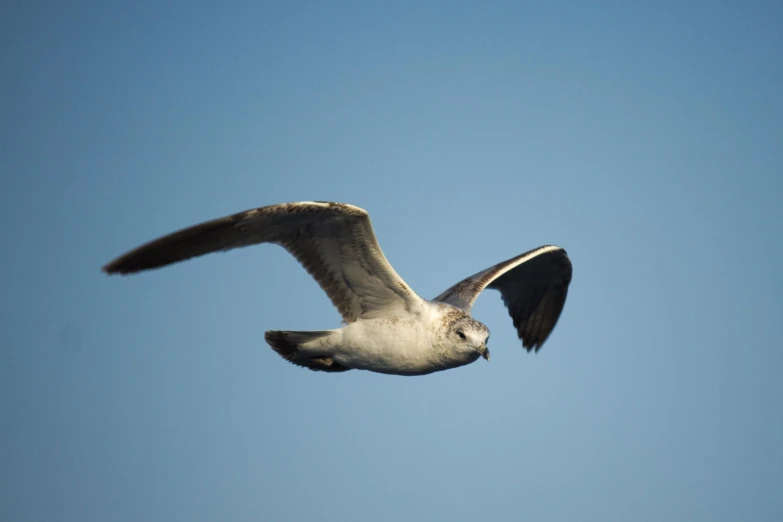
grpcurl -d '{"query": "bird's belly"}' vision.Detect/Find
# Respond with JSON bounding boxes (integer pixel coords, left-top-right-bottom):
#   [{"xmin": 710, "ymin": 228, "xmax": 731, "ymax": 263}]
[{"xmin": 334, "ymin": 317, "xmax": 440, "ymax": 375}]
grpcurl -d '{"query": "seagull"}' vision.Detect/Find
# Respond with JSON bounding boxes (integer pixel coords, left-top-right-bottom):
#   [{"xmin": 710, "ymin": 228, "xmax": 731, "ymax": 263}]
[{"xmin": 103, "ymin": 201, "xmax": 572, "ymax": 376}]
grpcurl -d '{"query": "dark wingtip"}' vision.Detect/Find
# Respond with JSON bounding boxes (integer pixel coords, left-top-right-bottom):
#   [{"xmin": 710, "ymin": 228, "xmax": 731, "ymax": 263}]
[
  {"xmin": 101, "ymin": 258, "xmax": 146, "ymax": 276},
  {"xmin": 521, "ymin": 337, "xmax": 545, "ymax": 353},
  {"xmin": 101, "ymin": 248, "xmax": 177, "ymax": 275},
  {"xmin": 102, "ymin": 259, "xmax": 127, "ymax": 275}
]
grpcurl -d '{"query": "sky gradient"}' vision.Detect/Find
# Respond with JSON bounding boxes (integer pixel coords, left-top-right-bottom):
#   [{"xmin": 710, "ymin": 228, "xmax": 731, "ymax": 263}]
[{"xmin": 2, "ymin": 2, "xmax": 782, "ymax": 521}]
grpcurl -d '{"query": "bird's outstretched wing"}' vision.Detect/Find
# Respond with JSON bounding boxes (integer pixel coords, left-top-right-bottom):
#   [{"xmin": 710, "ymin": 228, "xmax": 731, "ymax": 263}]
[
  {"xmin": 103, "ymin": 201, "xmax": 424, "ymax": 322},
  {"xmin": 433, "ymin": 246, "xmax": 572, "ymax": 352}
]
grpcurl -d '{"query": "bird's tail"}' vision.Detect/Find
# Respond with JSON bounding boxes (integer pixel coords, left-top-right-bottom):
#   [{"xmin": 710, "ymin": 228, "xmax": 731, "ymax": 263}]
[{"xmin": 264, "ymin": 330, "xmax": 349, "ymax": 373}]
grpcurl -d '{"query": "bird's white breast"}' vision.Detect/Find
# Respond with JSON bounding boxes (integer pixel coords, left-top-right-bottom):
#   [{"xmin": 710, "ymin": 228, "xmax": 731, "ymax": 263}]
[{"xmin": 331, "ymin": 303, "xmax": 474, "ymax": 375}]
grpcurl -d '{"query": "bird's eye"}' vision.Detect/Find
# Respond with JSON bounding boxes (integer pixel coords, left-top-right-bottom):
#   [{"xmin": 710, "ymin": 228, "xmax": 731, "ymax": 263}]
[{"xmin": 456, "ymin": 330, "xmax": 466, "ymax": 340}]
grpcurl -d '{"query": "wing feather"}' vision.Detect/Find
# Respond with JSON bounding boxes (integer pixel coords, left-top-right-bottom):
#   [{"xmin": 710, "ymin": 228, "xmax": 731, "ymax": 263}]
[
  {"xmin": 434, "ymin": 245, "xmax": 572, "ymax": 352},
  {"xmin": 102, "ymin": 201, "xmax": 423, "ymax": 322}
]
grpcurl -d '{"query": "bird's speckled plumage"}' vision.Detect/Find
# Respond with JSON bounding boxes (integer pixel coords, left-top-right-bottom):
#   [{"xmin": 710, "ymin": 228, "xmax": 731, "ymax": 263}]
[{"xmin": 103, "ymin": 201, "xmax": 572, "ymax": 376}]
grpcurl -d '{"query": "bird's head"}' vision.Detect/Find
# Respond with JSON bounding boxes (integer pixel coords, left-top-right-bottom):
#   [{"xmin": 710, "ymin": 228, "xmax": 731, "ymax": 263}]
[{"xmin": 447, "ymin": 312, "xmax": 491, "ymax": 362}]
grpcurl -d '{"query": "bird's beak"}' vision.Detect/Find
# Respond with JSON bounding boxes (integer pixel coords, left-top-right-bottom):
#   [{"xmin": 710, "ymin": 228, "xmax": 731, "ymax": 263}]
[{"xmin": 480, "ymin": 344, "xmax": 490, "ymax": 362}]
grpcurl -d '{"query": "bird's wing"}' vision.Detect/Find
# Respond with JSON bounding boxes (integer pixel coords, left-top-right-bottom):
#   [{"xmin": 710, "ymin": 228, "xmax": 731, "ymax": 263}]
[
  {"xmin": 433, "ymin": 245, "xmax": 572, "ymax": 352},
  {"xmin": 103, "ymin": 201, "xmax": 425, "ymax": 322}
]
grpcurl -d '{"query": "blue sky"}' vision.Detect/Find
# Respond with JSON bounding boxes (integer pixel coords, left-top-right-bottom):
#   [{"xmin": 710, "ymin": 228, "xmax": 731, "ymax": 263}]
[{"xmin": 2, "ymin": 2, "xmax": 782, "ymax": 521}]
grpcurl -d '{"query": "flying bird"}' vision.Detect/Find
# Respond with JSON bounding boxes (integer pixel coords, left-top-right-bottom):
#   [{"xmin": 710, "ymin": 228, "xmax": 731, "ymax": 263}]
[{"xmin": 103, "ymin": 201, "xmax": 572, "ymax": 376}]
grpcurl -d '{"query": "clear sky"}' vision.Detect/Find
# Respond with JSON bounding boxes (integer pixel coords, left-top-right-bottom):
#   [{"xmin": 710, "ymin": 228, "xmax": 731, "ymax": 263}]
[{"xmin": 2, "ymin": 2, "xmax": 782, "ymax": 521}]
